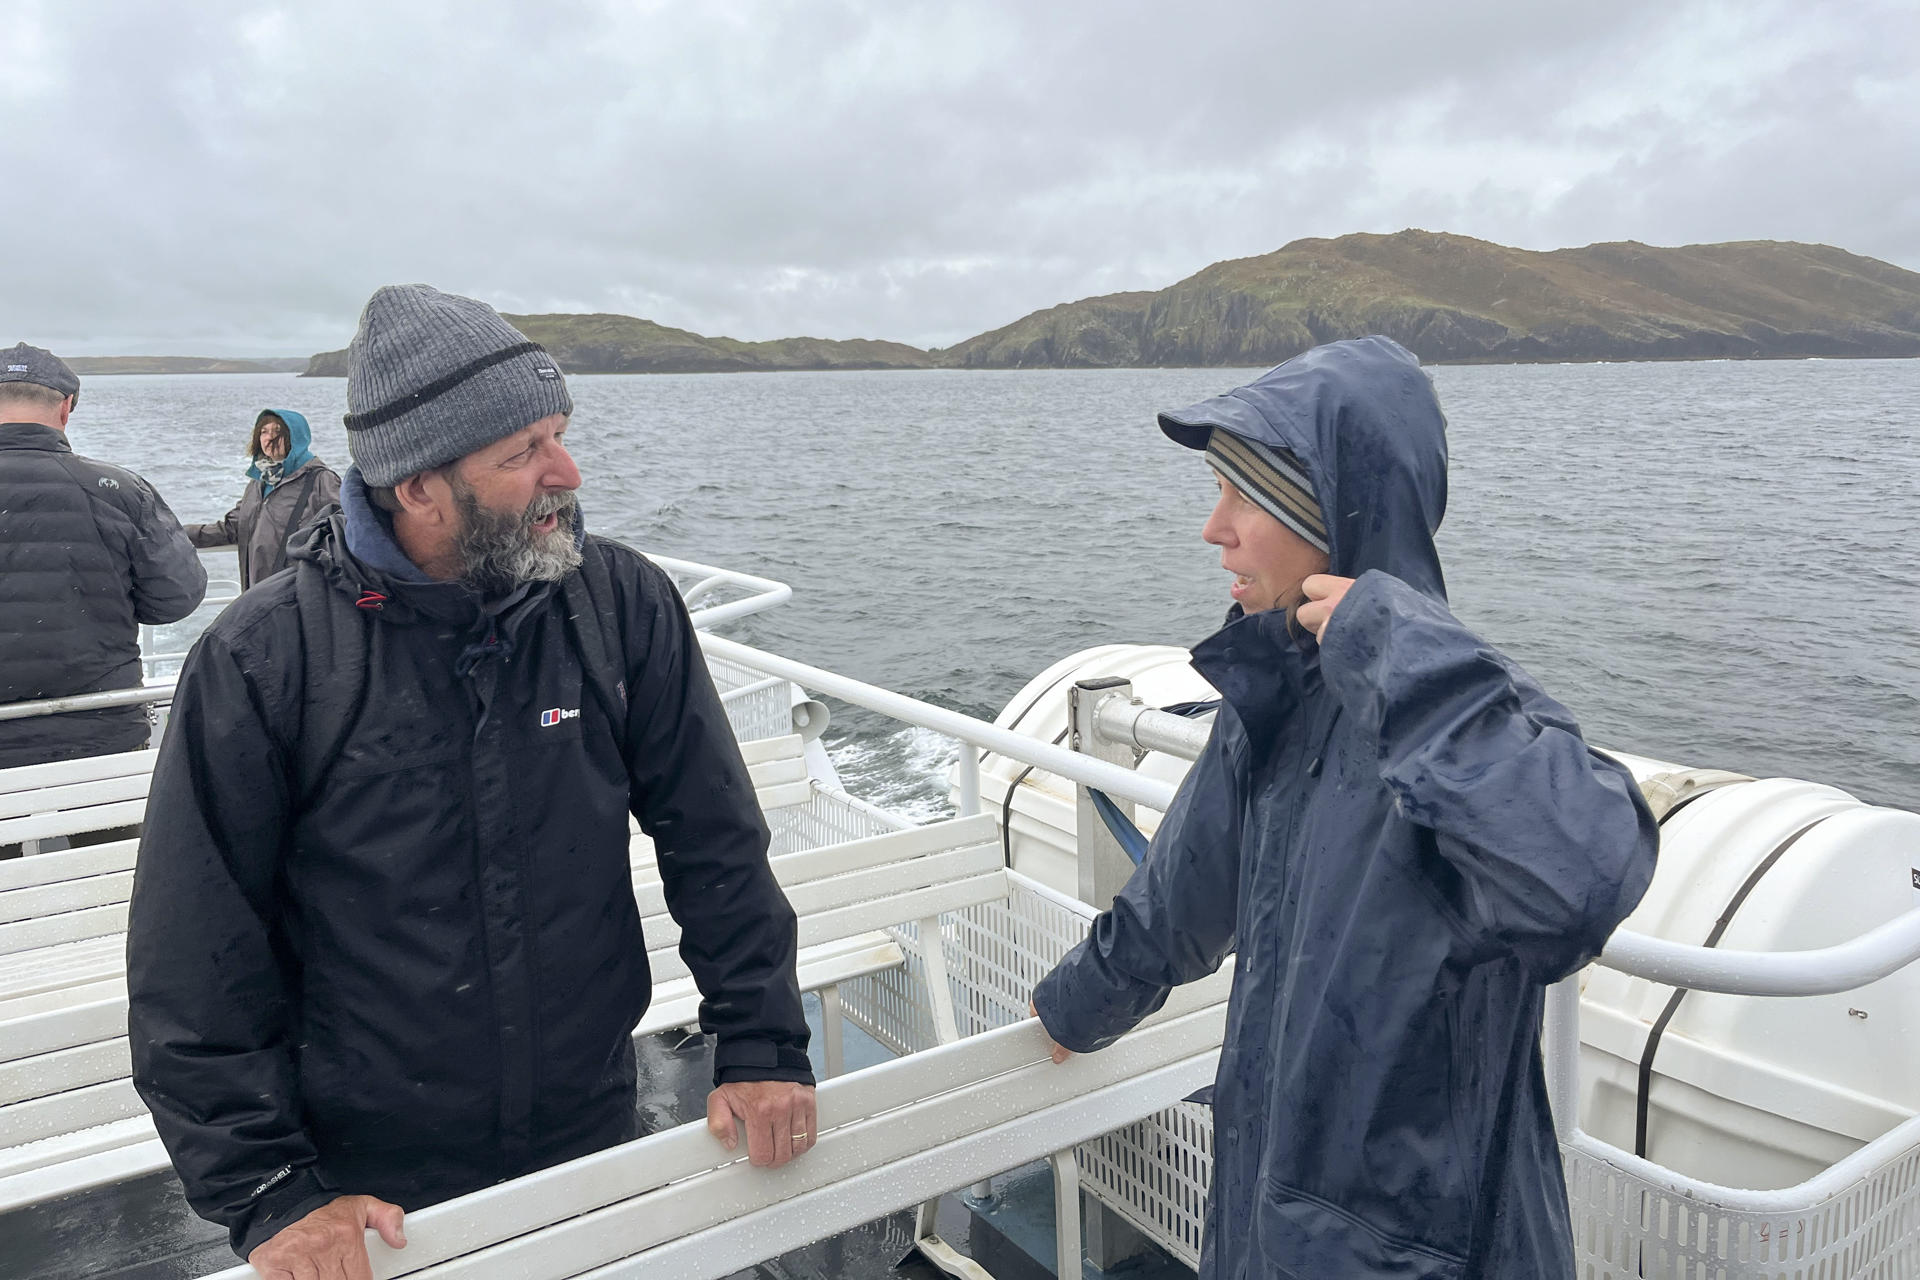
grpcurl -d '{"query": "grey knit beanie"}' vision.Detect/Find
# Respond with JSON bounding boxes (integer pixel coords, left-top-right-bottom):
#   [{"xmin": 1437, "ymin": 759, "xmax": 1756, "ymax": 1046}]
[{"xmin": 344, "ymin": 284, "xmax": 572, "ymax": 486}]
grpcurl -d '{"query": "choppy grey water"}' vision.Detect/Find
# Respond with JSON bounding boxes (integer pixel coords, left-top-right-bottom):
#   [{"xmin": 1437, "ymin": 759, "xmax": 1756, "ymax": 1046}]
[{"xmin": 72, "ymin": 359, "xmax": 1919, "ymax": 814}]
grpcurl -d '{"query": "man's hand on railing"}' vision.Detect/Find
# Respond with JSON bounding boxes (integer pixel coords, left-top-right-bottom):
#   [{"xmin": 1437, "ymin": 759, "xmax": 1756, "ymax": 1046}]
[
  {"xmin": 706, "ymin": 1080, "xmax": 817, "ymax": 1168},
  {"xmin": 1031, "ymin": 1002, "xmax": 1071, "ymax": 1064},
  {"xmin": 248, "ymin": 1193, "xmax": 405, "ymax": 1280}
]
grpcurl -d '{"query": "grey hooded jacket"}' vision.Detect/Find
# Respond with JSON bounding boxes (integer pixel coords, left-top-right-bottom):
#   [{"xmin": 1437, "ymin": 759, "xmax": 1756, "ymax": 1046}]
[
  {"xmin": 185, "ymin": 409, "xmax": 341, "ymax": 590},
  {"xmin": 1033, "ymin": 338, "xmax": 1658, "ymax": 1280},
  {"xmin": 0, "ymin": 422, "xmax": 207, "ymax": 767}
]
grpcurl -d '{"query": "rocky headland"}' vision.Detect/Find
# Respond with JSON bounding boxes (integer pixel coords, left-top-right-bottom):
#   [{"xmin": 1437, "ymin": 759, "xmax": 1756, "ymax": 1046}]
[{"xmin": 302, "ymin": 232, "xmax": 1920, "ymax": 375}]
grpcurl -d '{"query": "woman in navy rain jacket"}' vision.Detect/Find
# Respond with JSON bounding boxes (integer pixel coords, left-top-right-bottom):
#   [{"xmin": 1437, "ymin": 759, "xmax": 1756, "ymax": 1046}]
[{"xmin": 1033, "ymin": 336, "xmax": 1658, "ymax": 1280}]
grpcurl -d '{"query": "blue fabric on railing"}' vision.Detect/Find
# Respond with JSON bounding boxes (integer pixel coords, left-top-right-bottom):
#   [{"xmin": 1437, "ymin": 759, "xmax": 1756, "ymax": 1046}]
[{"xmin": 1087, "ymin": 787, "xmax": 1150, "ymax": 865}]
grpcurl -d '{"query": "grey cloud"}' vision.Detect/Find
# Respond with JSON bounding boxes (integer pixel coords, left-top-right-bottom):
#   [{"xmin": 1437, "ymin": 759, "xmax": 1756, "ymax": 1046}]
[{"xmin": 2, "ymin": 0, "xmax": 1913, "ymax": 355}]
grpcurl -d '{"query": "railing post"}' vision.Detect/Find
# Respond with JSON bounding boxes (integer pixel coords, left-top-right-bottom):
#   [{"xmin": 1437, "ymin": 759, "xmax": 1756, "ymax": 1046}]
[
  {"xmin": 1544, "ymin": 975, "xmax": 1582, "ymax": 1142},
  {"xmin": 1070, "ymin": 678, "xmax": 1139, "ymax": 911},
  {"xmin": 1066, "ymin": 678, "xmax": 1155, "ymax": 1270},
  {"xmin": 956, "ymin": 744, "xmax": 989, "ymax": 1204},
  {"xmin": 955, "ymin": 747, "xmax": 981, "ymax": 818}
]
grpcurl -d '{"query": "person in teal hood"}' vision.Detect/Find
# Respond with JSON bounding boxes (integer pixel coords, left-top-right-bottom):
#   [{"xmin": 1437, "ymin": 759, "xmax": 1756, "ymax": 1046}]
[
  {"xmin": 1032, "ymin": 337, "xmax": 1658, "ymax": 1279},
  {"xmin": 186, "ymin": 409, "xmax": 342, "ymax": 590}
]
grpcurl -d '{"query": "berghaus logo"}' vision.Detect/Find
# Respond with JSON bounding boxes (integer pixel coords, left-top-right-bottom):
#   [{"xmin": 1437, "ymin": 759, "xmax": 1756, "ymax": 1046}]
[{"xmin": 540, "ymin": 707, "xmax": 580, "ymax": 727}]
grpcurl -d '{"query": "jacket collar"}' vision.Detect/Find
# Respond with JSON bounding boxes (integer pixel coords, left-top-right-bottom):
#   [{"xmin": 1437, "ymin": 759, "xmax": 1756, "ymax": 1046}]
[
  {"xmin": 1190, "ymin": 605, "xmax": 1322, "ymax": 751},
  {"xmin": 303, "ymin": 467, "xmax": 558, "ymax": 632},
  {"xmin": 0, "ymin": 423, "xmax": 73, "ymax": 452},
  {"xmin": 339, "ymin": 466, "xmax": 435, "ymax": 585}
]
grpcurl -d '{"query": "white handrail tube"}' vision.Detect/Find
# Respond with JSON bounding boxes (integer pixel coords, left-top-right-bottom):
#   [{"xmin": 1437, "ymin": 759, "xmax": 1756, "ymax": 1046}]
[
  {"xmin": 1569, "ymin": 1109, "xmax": 1920, "ymax": 1213},
  {"xmin": 0, "ymin": 552, "xmax": 791, "ymax": 725},
  {"xmin": 646, "ymin": 553, "xmax": 792, "ymax": 629},
  {"xmin": 1092, "ymin": 698, "xmax": 1212, "ymax": 761},
  {"xmin": 698, "ymin": 636, "xmax": 1180, "ymax": 813},
  {"xmin": 700, "ymin": 640, "xmax": 1920, "ymax": 1001},
  {"xmin": 0, "ymin": 686, "xmax": 175, "ymax": 722},
  {"xmin": 1596, "ymin": 904, "xmax": 1920, "ymax": 996}
]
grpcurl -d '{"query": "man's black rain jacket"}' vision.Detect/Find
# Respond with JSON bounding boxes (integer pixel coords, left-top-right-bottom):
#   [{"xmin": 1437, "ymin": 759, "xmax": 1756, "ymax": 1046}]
[
  {"xmin": 127, "ymin": 495, "xmax": 812, "ymax": 1258},
  {"xmin": 1033, "ymin": 337, "xmax": 1659, "ymax": 1280}
]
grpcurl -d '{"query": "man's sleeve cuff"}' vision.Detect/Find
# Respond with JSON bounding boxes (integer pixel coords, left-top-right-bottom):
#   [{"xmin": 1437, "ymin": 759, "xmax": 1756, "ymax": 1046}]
[
  {"xmin": 232, "ymin": 1165, "xmax": 338, "ymax": 1260},
  {"xmin": 712, "ymin": 1037, "xmax": 816, "ymax": 1088}
]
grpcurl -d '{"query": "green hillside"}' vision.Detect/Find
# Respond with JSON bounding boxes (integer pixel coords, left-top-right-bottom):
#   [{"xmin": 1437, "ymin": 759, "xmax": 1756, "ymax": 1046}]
[
  {"xmin": 940, "ymin": 232, "xmax": 1920, "ymax": 367},
  {"xmin": 303, "ymin": 234, "xmax": 1920, "ymax": 375},
  {"xmin": 304, "ymin": 312, "xmax": 931, "ymax": 376}
]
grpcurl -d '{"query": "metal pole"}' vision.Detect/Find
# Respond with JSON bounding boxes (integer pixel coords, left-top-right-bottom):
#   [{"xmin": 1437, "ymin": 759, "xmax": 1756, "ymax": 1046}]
[
  {"xmin": 1066, "ymin": 678, "xmax": 1154, "ymax": 1270},
  {"xmin": 955, "ymin": 748, "xmax": 981, "ymax": 818},
  {"xmin": 1596, "ymin": 905, "xmax": 1920, "ymax": 995},
  {"xmin": 1544, "ymin": 975, "xmax": 1581, "ymax": 1143},
  {"xmin": 0, "ymin": 684, "xmax": 176, "ymax": 722},
  {"xmin": 1050, "ymin": 1150, "xmax": 1083, "ymax": 1280},
  {"xmin": 698, "ymin": 635, "xmax": 1179, "ymax": 812},
  {"xmin": 1070, "ymin": 679, "xmax": 1140, "ymax": 912},
  {"xmin": 718, "ymin": 676, "xmax": 786, "ymax": 705},
  {"xmin": 1092, "ymin": 698, "xmax": 1212, "ymax": 761}
]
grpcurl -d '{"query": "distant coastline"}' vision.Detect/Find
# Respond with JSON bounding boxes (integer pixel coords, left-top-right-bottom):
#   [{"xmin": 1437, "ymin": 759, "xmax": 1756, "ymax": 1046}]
[
  {"xmin": 88, "ymin": 231, "xmax": 1920, "ymax": 377},
  {"xmin": 300, "ymin": 233, "xmax": 1920, "ymax": 375},
  {"xmin": 67, "ymin": 356, "xmax": 308, "ymax": 376}
]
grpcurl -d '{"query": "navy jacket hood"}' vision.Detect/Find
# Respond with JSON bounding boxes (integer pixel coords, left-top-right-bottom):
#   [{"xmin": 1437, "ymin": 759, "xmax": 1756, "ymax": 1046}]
[{"xmin": 1158, "ymin": 335, "xmax": 1448, "ymax": 601}]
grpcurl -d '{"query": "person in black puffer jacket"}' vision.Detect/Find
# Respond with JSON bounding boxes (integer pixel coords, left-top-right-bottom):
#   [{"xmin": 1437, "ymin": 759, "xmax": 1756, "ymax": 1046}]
[
  {"xmin": 0, "ymin": 343, "xmax": 207, "ymax": 778},
  {"xmin": 127, "ymin": 287, "xmax": 815, "ymax": 1277}
]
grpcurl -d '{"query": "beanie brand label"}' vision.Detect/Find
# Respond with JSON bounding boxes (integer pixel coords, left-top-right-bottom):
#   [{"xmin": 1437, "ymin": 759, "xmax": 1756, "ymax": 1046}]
[{"xmin": 535, "ymin": 366, "xmax": 560, "ymax": 380}]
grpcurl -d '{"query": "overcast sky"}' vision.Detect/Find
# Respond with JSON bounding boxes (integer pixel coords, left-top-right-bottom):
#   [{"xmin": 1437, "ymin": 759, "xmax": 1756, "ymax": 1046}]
[{"xmin": 4, "ymin": 0, "xmax": 1915, "ymax": 356}]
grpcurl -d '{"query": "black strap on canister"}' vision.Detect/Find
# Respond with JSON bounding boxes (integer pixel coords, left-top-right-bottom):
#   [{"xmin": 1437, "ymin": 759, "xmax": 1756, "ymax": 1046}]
[{"xmin": 1632, "ymin": 815, "xmax": 1829, "ymax": 1157}]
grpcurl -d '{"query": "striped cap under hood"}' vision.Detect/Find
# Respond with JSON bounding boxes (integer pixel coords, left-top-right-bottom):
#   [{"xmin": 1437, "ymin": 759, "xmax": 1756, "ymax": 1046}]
[{"xmin": 1156, "ymin": 335, "xmax": 1449, "ymax": 602}]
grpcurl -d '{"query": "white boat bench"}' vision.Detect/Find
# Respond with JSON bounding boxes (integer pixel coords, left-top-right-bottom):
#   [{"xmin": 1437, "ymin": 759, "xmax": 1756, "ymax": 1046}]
[
  {"xmin": 205, "ymin": 963, "xmax": 1230, "ymax": 1280},
  {"xmin": 0, "ymin": 734, "xmax": 818, "ymax": 997},
  {"xmin": 0, "ymin": 749, "xmax": 157, "ymax": 855},
  {"xmin": 0, "ymin": 731, "xmax": 813, "ymax": 860},
  {"xmin": 0, "ymin": 810, "xmax": 1002, "ymax": 1214}
]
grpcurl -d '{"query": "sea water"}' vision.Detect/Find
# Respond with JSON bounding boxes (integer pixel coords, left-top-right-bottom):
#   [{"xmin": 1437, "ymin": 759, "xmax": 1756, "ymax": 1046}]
[{"xmin": 75, "ymin": 358, "xmax": 1920, "ymax": 813}]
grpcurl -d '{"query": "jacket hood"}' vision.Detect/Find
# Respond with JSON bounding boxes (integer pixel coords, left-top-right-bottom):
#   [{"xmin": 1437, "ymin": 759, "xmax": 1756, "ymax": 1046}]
[
  {"xmin": 249, "ymin": 409, "xmax": 316, "ymax": 488},
  {"xmin": 1158, "ymin": 336, "xmax": 1448, "ymax": 601}
]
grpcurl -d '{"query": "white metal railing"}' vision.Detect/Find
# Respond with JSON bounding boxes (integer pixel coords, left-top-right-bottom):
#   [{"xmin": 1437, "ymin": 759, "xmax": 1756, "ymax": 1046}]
[
  {"xmin": 138, "ymin": 578, "xmax": 242, "ymax": 678},
  {"xmin": 645, "ymin": 552, "xmax": 792, "ymax": 629},
  {"xmin": 1071, "ymin": 686, "xmax": 1920, "ymax": 1274},
  {"xmin": 1075, "ymin": 690, "xmax": 1920, "ymax": 1003},
  {"xmin": 0, "ymin": 551, "xmax": 792, "ymax": 727},
  {"xmin": 696, "ymin": 635, "xmax": 1179, "ymax": 816},
  {"xmin": 0, "ymin": 685, "xmax": 176, "ymax": 723},
  {"xmin": 1092, "ymin": 694, "xmax": 1213, "ymax": 760}
]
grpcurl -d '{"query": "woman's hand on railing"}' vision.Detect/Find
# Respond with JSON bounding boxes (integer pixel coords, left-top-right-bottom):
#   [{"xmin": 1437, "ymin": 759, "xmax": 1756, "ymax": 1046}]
[{"xmin": 1031, "ymin": 1002, "xmax": 1071, "ymax": 1065}]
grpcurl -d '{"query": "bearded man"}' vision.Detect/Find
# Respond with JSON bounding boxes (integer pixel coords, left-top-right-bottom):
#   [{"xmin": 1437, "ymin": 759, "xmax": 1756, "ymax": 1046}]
[{"xmin": 128, "ymin": 286, "xmax": 815, "ymax": 1279}]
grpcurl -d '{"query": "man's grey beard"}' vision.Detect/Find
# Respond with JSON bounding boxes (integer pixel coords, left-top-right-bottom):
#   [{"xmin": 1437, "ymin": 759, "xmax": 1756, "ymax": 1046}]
[{"xmin": 450, "ymin": 480, "xmax": 582, "ymax": 595}]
